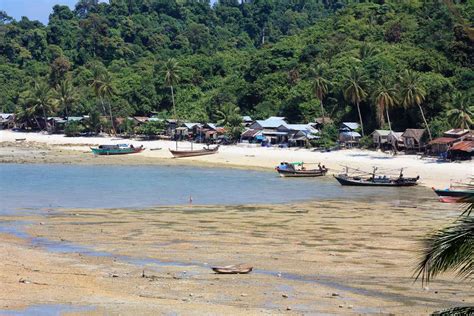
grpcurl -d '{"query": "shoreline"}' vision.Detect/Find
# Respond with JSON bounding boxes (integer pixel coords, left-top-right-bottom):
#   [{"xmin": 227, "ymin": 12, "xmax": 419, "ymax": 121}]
[{"xmin": 1, "ymin": 130, "xmax": 472, "ymax": 188}]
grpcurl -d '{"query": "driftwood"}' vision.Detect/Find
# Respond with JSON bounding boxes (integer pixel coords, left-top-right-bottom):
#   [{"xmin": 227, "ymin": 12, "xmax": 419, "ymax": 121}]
[{"xmin": 211, "ymin": 264, "xmax": 253, "ymax": 274}]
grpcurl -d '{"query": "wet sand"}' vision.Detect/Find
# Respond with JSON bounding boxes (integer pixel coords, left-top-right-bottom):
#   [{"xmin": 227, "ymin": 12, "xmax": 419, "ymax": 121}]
[{"xmin": 0, "ymin": 200, "xmax": 472, "ymax": 315}]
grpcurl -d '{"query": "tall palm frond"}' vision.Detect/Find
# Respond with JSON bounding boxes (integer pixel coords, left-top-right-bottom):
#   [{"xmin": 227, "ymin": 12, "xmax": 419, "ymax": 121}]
[
  {"xmin": 163, "ymin": 58, "xmax": 181, "ymax": 123},
  {"xmin": 343, "ymin": 67, "xmax": 368, "ymax": 136},
  {"xmin": 53, "ymin": 80, "xmax": 77, "ymax": 118},
  {"xmin": 398, "ymin": 69, "xmax": 432, "ymax": 140},
  {"xmin": 372, "ymin": 78, "xmax": 398, "ymax": 130},
  {"xmin": 310, "ymin": 64, "xmax": 331, "ymax": 124},
  {"xmin": 446, "ymin": 92, "xmax": 473, "ymax": 130},
  {"xmin": 415, "ymin": 194, "xmax": 474, "ymax": 284}
]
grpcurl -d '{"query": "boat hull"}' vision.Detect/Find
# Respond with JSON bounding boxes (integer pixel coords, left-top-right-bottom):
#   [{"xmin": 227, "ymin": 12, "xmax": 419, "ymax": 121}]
[
  {"xmin": 433, "ymin": 188, "xmax": 474, "ymax": 198},
  {"xmin": 169, "ymin": 146, "xmax": 219, "ymax": 158},
  {"xmin": 277, "ymin": 169, "xmax": 328, "ymax": 177},
  {"xmin": 334, "ymin": 175, "xmax": 418, "ymax": 187},
  {"xmin": 91, "ymin": 147, "xmax": 144, "ymax": 155}
]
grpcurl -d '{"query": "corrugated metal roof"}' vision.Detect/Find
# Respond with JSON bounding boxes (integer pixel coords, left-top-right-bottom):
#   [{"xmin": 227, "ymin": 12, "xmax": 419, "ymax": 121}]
[
  {"xmin": 342, "ymin": 122, "xmax": 359, "ymax": 130},
  {"xmin": 373, "ymin": 130, "xmax": 391, "ymax": 136},
  {"xmin": 242, "ymin": 116, "xmax": 253, "ymax": 122},
  {"xmin": 255, "ymin": 117, "xmax": 287, "ymax": 128},
  {"xmin": 341, "ymin": 131, "xmax": 361, "ymax": 137},
  {"xmin": 450, "ymin": 141, "xmax": 474, "ymax": 152},
  {"xmin": 402, "ymin": 129, "xmax": 425, "ymax": 140},
  {"xmin": 429, "ymin": 137, "xmax": 457, "ymax": 145}
]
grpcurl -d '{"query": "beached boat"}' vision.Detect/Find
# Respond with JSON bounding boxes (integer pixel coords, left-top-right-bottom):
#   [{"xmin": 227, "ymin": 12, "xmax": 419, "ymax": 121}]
[
  {"xmin": 432, "ymin": 186, "xmax": 473, "ymax": 203},
  {"xmin": 91, "ymin": 144, "xmax": 144, "ymax": 155},
  {"xmin": 276, "ymin": 162, "xmax": 328, "ymax": 177},
  {"xmin": 334, "ymin": 167, "xmax": 419, "ymax": 187},
  {"xmin": 169, "ymin": 145, "xmax": 219, "ymax": 158},
  {"xmin": 211, "ymin": 264, "xmax": 253, "ymax": 274}
]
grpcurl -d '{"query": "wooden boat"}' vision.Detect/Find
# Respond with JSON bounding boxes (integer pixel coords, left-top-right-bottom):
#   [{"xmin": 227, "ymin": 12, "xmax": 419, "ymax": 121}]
[
  {"xmin": 276, "ymin": 162, "xmax": 328, "ymax": 177},
  {"xmin": 334, "ymin": 167, "xmax": 419, "ymax": 187},
  {"xmin": 211, "ymin": 264, "xmax": 253, "ymax": 274},
  {"xmin": 432, "ymin": 186, "xmax": 473, "ymax": 203},
  {"xmin": 169, "ymin": 145, "xmax": 219, "ymax": 158},
  {"xmin": 91, "ymin": 144, "xmax": 144, "ymax": 155}
]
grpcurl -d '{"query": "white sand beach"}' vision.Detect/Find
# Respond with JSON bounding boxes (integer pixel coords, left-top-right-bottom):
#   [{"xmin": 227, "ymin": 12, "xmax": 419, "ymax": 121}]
[{"xmin": 1, "ymin": 130, "xmax": 472, "ymax": 188}]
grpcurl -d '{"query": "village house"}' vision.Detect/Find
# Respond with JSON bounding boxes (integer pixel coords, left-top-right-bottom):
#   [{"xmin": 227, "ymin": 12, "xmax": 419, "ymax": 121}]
[
  {"xmin": 427, "ymin": 129, "xmax": 471, "ymax": 156},
  {"xmin": 247, "ymin": 117, "xmax": 289, "ymax": 144},
  {"xmin": 448, "ymin": 139, "xmax": 474, "ymax": 161},
  {"xmin": 387, "ymin": 131, "xmax": 405, "ymax": 151},
  {"xmin": 371, "ymin": 130, "xmax": 391, "ymax": 149},
  {"xmin": 0, "ymin": 113, "xmax": 15, "ymax": 129},
  {"xmin": 313, "ymin": 116, "xmax": 333, "ymax": 130},
  {"xmin": 402, "ymin": 129, "xmax": 426, "ymax": 152},
  {"xmin": 242, "ymin": 116, "xmax": 253, "ymax": 127},
  {"xmin": 277, "ymin": 123, "xmax": 319, "ymax": 147},
  {"xmin": 339, "ymin": 122, "xmax": 361, "ymax": 147}
]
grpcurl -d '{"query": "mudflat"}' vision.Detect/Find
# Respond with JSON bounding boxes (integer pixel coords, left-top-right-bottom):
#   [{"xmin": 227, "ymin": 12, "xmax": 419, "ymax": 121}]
[{"xmin": 0, "ymin": 199, "xmax": 472, "ymax": 315}]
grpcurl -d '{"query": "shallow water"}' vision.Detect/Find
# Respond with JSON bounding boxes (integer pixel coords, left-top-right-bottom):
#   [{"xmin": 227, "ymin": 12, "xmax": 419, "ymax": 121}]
[{"xmin": 0, "ymin": 163, "xmax": 432, "ymax": 210}]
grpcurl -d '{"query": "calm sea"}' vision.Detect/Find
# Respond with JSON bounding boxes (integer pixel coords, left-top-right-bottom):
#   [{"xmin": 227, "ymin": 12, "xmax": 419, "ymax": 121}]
[{"xmin": 0, "ymin": 163, "xmax": 430, "ymax": 210}]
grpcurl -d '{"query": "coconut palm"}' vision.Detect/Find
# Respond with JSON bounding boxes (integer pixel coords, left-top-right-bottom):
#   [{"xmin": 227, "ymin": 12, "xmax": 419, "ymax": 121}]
[
  {"xmin": 343, "ymin": 67, "xmax": 368, "ymax": 136},
  {"xmin": 89, "ymin": 65, "xmax": 108, "ymax": 115},
  {"xmin": 163, "ymin": 58, "xmax": 180, "ymax": 122},
  {"xmin": 98, "ymin": 71, "xmax": 116, "ymax": 134},
  {"xmin": 398, "ymin": 69, "xmax": 432, "ymax": 140},
  {"xmin": 415, "ymin": 194, "xmax": 473, "ymax": 285},
  {"xmin": 311, "ymin": 64, "xmax": 331, "ymax": 125},
  {"xmin": 216, "ymin": 103, "xmax": 240, "ymax": 127},
  {"xmin": 372, "ymin": 78, "xmax": 398, "ymax": 130},
  {"xmin": 446, "ymin": 92, "xmax": 473, "ymax": 130},
  {"xmin": 53, "ymin": 79, "xmax": 77, "ymax": 119},
  {"xmin": 89, "ymin": 66, "xmax": 116, "ymax": 134},
  {"xmin": 25, "ymin": 81, "xmax": 55, "ymax": 132}
]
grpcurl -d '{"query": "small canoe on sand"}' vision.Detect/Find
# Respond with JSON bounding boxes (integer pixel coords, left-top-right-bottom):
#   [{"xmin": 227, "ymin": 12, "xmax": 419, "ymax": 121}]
[{"xmin": 211, "ymin": 264, "xmax": 253, "ymax": 274}]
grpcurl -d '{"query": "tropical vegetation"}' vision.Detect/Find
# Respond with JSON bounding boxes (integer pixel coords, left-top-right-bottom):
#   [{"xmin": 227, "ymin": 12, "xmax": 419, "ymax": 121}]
[{"xmin": 0, "ymin": 0, "xmax": 473, "ymax": 135}]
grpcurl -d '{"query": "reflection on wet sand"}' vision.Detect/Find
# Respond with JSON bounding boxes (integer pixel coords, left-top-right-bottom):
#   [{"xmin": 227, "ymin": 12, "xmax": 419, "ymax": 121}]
[{"xmin": 0, "ymin": 199, "xmax": 472, "ymax": 315}]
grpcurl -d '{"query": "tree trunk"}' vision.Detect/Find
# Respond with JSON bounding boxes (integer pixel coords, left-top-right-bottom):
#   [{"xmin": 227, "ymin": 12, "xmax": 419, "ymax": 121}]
[
  {"xmin": 65, "ymin": 103, "xmax": 69, "ymax": 119},
  {"xmin": 171, "ymin": 85, "xmax": 178, "ymax": 150},
  {"xmin": 418, "ymin": 103, "xmax": 432, "ymax": 140},
  {"xmin": 386, "ymin": 106, "xmax": 392, "ymax": 131},
  {"xmin": 356, "ymin": 101, "xmax": 365, "ymax": 136},
  {"xmin": 107, "ymin": 100, "xmax": 116, "ymax": 135},
  {"xmin": 320, "ymin": 98, "xmax": 325, "ymax": 125},
  {"xmin": 41, "ymin": 104, "xmax": 49, "ymax": 133}
]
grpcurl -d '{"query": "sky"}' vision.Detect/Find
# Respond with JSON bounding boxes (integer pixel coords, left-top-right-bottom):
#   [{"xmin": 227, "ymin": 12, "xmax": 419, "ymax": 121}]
[{"xmin": 0, "ymin": 0, "xmax": 218, "ymax": 24}]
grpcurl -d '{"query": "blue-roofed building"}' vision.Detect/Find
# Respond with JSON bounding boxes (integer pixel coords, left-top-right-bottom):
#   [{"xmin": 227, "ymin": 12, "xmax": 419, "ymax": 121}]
[
  {"xmin": 339, "ymin": 122, "xmax": 361, "ymax": 146},
  {"xmin": 249, "ymin": 116, "xmax": 287, "ymax": 130}
]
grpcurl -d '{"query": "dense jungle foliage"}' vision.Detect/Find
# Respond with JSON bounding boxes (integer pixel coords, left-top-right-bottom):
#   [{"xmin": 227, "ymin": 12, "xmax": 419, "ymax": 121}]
[{"xmin": 0, "ymin": 0, "xmax": 473, "ymax": 137}]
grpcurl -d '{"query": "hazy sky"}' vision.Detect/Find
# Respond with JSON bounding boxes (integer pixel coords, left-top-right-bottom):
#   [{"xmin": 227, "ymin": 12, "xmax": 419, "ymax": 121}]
[{"xmin": 0, "ymin": 0, "xmax": 218, "ymax": 24}]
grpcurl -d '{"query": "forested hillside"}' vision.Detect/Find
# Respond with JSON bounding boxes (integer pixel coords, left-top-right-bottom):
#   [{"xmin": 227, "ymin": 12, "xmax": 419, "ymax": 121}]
[{"xmin": 0, "ymin": 0, "xmax": 472, "ymax": 136}]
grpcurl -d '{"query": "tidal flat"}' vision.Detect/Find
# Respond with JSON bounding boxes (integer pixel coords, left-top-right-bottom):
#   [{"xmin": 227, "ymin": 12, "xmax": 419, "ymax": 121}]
[{"xmin": 0, "ymin": 199, "xmax": 472, "ymax": 315}]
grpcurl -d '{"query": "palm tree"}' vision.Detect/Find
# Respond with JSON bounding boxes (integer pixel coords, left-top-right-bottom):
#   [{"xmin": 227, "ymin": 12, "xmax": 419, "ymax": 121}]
[
  {"xmin": 446, "ymin": 92, "xmax": 473, "ymax": 130},
  {"xmin": 398, "ymin": 69, "xmax": 432, "ymax": 140},
  {"xmin": 164, "ymin": 58, "xmax": 180, "ymax": 122},
  {"xmin": 98, "ymin": 71, "xmax": 116, "ymax": 135},
  {"xmin": 415, "ymin": 194, "xmax": 473, "ymax": 285},
  {"xmin": 343, "ymin": 67, "xmax": 368, "ymax": 136},
  {"xmin": 311, "ymin": 64, "xmax": 331, "ymax": 125},
  {"xmin": 372, "ymin": 78, "xmax": 398, "ymax": 130},
  {"xmin": 53, "ymin": 80, "xmax": 77, "ymax": 119},
  {"xmin": 25, "ymin": 81, "xmax": 55, "ymax": 132},
  {"xmin": 89, "ymin": 65, "xmax": 107, "ymax": 115},
  {"xmin": 89, "ymin": 66, "xmax": 116, "ymax": 134},
  {"xmin": 216, "ymin": 103, "xmax": 241, "ymax": 127}
]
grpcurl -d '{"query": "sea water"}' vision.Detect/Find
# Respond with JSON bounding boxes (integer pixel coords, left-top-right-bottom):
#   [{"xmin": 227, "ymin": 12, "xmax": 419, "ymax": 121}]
[{"xmin": 0, "ymin": 163, "xmax": 430, "ymax": 210}]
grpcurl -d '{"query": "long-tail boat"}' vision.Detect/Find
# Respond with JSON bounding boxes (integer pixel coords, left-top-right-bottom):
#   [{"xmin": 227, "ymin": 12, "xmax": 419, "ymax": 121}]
[
  {"xmin": 91, "ymin": 144, "xmax": 144, "ymax": 155},
  {"xmin": 169, "ymin": 145, "xmax": 219, "ymax": 158},
  {"xmin": 334, "ymin": 167, "xmax": 419, "ymax": 187},
  {"xmin": 276, "ymin": 162, "xmax": 328, "ymax": 177},
  {"xmin": 432, "ymin": 184, "xmax": 474, "ymax": 203}
]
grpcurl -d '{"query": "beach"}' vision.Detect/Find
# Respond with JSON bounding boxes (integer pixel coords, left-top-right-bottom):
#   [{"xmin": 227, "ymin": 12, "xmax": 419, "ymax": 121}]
[
  {"xmin": 0, "ymin": 130, "xmax": 473, "ymax": 315},
  {"xmin": 1, "ymin": 200, "xmax": 473, "ymax": 315},
  {"xmin": 0, "ymin": 130, "xmax": 472, "ymax": 188}
]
